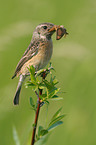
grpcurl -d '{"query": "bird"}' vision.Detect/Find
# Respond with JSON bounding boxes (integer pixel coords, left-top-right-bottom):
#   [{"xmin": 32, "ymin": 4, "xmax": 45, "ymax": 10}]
[{"xmin": 12, "ymin": 22, "xmax": 68, "ymax": 105}]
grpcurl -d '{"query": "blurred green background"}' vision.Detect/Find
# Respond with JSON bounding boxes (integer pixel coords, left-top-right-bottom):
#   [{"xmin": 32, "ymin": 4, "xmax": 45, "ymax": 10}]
[{"xmin": 0, "ymin": 0, "xmax": 96, "ymax": 144}]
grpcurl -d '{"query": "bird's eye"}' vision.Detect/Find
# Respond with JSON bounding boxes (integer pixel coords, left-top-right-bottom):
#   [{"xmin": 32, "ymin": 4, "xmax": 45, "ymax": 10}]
[{"xmin": 43, "ymin": 26, "xmax": 47, "ymax": 29}]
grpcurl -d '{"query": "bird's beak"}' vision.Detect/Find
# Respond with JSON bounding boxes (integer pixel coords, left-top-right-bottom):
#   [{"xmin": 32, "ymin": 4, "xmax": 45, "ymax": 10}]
[
  {"xmin": 48, "ymin": 25, "xmax": 59, "ymax": 32},
  {"xmin": 48, "ymin": 25, "xmax": 68, "ymax": 40}
]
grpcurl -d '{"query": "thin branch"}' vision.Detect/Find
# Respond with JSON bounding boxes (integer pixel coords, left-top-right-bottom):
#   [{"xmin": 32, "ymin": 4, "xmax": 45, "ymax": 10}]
[
  {"xmin": 31, "ymin": 70, "xmax": 46, "ymax": 145},
  {"xmin": 31, "ymin": 91, "xmax": 41, "ymax": 145},
  {"xmin": 35, "ymin": 91, "xmax": 39, "ymax": 100}
]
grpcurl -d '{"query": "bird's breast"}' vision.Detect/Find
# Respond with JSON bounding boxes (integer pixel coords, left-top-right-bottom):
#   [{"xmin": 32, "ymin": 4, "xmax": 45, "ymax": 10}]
[
  {"xmin": 37, "ymin": 39, "xmax": 53, "ymax": 69},
  {"xmin": 20, "ymin": 39, "xmax": 53, "ymax": 75}
]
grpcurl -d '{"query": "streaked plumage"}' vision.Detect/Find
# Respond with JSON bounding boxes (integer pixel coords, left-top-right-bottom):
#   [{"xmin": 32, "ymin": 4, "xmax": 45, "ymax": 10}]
[{"xmin": 12, "ymin": 23, "xmax": 56, "ymax": 105}]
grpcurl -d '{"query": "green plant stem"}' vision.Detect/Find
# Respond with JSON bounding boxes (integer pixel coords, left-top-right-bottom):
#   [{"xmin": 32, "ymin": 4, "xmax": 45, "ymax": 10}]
[{"xmin": 31, "ymin": 89, "xmax": 42, "ymax": 145}]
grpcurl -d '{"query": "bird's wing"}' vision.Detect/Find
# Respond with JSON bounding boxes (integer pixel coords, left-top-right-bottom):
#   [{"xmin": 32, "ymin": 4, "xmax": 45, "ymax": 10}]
[{"xmin": 12, "ymin": 41, "xmax": 40, "ymax": 79}]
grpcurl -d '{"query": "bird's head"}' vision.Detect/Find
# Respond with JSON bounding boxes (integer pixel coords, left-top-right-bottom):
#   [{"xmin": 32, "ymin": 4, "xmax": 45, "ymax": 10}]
[
  {"xmin": 32, "ymin": 23, "xmax": 56, "ymax": 40},
  {"xmin": 32, "ymin": 23, "xmax": 68, "ymax": 41}
]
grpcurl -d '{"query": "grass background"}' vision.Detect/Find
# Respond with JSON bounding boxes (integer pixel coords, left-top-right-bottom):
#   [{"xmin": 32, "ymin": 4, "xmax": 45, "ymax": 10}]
[{"xmin": 0, "ymin": 0, "xmax": 96, "ymax": 144}]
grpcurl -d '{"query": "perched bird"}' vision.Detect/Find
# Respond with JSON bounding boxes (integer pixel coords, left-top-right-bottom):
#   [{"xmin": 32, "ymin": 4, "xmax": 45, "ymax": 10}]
[{"xmin": 12, "ymin": 22, "xmax": 68, "ymax": 105}]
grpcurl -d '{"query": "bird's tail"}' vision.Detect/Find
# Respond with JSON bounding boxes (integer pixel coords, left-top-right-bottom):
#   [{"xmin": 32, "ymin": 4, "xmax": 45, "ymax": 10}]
[{"xmin": 13, "ymin": 75, "xmax": 25, "ymax": 105}]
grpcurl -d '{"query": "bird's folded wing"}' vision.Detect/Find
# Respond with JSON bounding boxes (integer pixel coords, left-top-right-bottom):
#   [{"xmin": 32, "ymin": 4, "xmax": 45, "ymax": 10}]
[{"xmin": 12, "ymin": 41, "xmax": 40, "ymax": 79}]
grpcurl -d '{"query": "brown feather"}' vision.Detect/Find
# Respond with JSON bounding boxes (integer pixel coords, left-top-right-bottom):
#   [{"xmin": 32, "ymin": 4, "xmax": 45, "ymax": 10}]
[{"xmin": 12, "ymin": 41, "xmax": 40, "ymax": 78}]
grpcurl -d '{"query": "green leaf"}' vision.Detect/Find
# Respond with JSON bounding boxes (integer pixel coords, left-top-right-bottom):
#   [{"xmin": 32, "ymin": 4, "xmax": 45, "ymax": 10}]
[
  {"xmin": 36, "ymin": 134, "xmax": 39, "ymax": 141},
  {"xmin": 28, "ymin": 65, "xmax": 36, "ymax": 84},
  {"xmin": 50, "ymin": 75, "xmax": 59, "ymax": 86},
  {"xmin": 30, "ymin": 97, "xmax": 34, "ymax": 107},
  {"xmin": 48, "ymin": 114, "xmax": 65, "ymax": 128},
  {"xmin": 39, "ymin": 94, "xmax": 47, "ymax": 100},
  {"xmin": 48, "ymin": 108, "xmax": 65, "ymax": 128},
  {"xmin": 13, "ymin": 126, "xmax": 20, "ymax": 145},
  {"xmin": 30, "ymin": 97, "xmax": 36, "ymax": 111},
  {"xmin": 25, "ymin": 81, "xmax": 36, "ymax": 87},
  {"xmin": 25, "ymin": 81, "xmax": 38, "ymax": 91},
  {"xmin": 50, "ymin": 107, "xmax": 62, "ymax": 122},
  {"xmin": 38, "ymin": 83, "xmax": 46, "ymax": 89},
  {"xmin": 44, "ymin": 100, "xmax": 49, "ymax": 105},
  {"xmin": 49, "ymin": 95, "xmax": 63, "ymax": 100},
  {"xmin": 28, "ymin": 65, "xmax": 35, "ymax": 74},
  {"xmin": 32, "ymin": 123, "xmax": 35, "ymax": 127},
  {"xmin": 35, "ymin": 69, "xmax": 45, "ymax": 77},
  {"xmin": 43, "ymin": 80, "xmax": 54, "ymax": 90},
  {"xmin": 51, "ymin": 95, "xmax": 59, "ymax": 98},
  {"xmin": 48, "ymin": 121, "xmax": 63, "ymax": 131},
  {"xmin": 43, "ymin": 80, "xmax": 60, "ymax": 98},
  {"xmin": 40, "ymin": 130, "xmax": 48, "ymax": 136},
  {"xmin": 50, "ymin": 97, "xmax": 63, "ymax": 100},
  {"xmin": 52, "ymin": 79, "xmax": 59, "ymax": 85},
  {"xmin": 49, "ymin": 62, "xmax": 52, "ymax": 68},
  {"xmin": 48, "ymin": 67, "xmax": 55, "ymax": 72},
  {"xmin": 32, "ymin": 85, "xmax": 38, "ymax": 91},
  {"xmin": 38, "ymin": 126, "xmax": 44, "ymax": 137},
  {"xmin": 37, "ymin": 126, "xmax": 48, "ymax": 142},
  {"xmin": 48, "ymin": 88, "xmax": 60, "ymax": 98},
  {"xmin": 35, "ymin": 133, "xmax": 50, "ymax": 145},
  {"xmin": 30, "ymin": 73, "xmax": 36, "ymax": 84}
]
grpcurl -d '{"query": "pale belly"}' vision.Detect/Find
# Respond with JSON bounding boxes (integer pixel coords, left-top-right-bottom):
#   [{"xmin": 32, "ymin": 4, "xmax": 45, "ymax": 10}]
[{"xmin": 20, "ymin": 41, "xmax": 53, "ymax": 76}]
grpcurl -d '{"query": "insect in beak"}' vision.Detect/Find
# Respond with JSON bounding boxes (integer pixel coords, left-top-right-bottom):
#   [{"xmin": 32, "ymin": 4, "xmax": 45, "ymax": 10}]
[{"xmin": 49, "ymin": 25, "xmax": 68, "ymax": 40}]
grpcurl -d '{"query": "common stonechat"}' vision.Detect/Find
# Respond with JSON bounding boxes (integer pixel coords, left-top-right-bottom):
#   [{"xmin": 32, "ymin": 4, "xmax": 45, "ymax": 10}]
[{"xmin": 12, "ymin": 23, "xmax": 68, "ymax": 105}]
